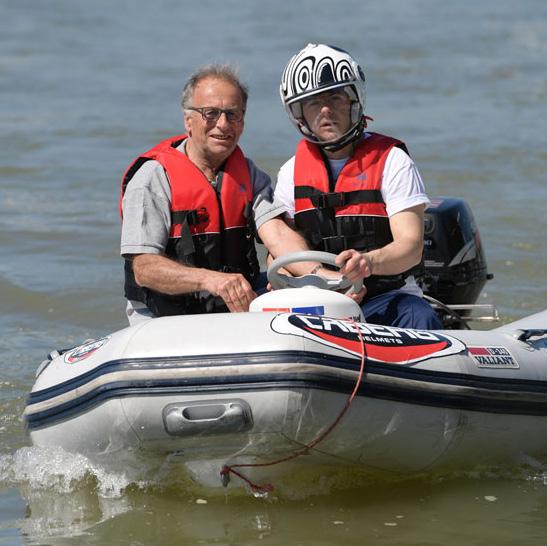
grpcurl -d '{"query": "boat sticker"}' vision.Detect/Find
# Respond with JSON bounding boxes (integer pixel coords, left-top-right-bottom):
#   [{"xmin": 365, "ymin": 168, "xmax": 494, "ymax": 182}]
[
  {"xmin": 261, "ymin": 305, "xmax": 325, "ymax": 315},
  {"xmin": 270, "ymin": 313, "xmax": 466, "ymax": 364},
  {"xmin": 291, "ymin": 305, "xmax": 325, "ymax": 315},
  {"xmin": 468, "ymin": 346, "xmax": 519, "ymax": 369},
  {"xmin": 64, "ymin": 336, "xmax": 111, "ymax": 364}
]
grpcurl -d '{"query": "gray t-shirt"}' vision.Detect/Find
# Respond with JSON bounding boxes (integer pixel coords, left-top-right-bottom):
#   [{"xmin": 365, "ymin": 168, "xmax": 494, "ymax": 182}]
[{"xmin": 121, "ymin": 141, "xmax": 285, "ymax": 257}]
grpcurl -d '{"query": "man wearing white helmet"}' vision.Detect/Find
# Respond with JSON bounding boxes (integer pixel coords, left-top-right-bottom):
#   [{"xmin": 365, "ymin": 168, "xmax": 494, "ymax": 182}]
[{"xmin": 276, "ymin": 44, "xmax": 442, "ymax": 329}]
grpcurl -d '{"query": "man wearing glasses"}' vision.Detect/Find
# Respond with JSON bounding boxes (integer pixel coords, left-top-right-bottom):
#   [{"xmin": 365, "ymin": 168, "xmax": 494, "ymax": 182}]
[{"xmin": 120, "ymin": 64, "xmax": 316, "ymax": 324}]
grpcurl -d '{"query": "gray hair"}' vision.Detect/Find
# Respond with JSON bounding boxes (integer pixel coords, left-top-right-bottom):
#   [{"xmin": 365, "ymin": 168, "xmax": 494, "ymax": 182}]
[{"xmin": 181, "ymin": 64, "xmax": 249, "ymax": 110}]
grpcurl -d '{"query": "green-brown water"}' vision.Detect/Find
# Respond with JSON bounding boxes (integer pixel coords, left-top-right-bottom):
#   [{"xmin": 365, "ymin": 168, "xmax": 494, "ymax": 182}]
[{"xmin": 1, "ymin": 0, "xmax": 546, "ymax": 543}]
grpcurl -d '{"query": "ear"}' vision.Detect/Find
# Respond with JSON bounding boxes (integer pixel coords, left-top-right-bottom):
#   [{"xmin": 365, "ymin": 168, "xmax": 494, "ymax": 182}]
[{"xmin": 183, "ymin": 110, "xmax": 193, "ymax": 136}]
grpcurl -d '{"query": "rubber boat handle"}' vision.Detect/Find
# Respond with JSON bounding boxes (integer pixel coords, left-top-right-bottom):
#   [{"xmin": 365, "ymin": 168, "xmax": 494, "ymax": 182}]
[{"xmin": 162, "ymin": 400, "xmax": 253, "ymax": 437}]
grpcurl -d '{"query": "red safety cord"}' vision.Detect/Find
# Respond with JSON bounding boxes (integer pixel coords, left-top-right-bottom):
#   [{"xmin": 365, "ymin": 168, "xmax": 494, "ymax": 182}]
[{"xmin": 220, "ymin": 318, "xmax": 367, "ymax": 493}]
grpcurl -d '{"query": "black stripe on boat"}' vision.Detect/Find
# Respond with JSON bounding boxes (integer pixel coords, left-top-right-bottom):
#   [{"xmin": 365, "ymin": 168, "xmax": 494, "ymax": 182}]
[{"xmin": 25, "ymin": 350, "xmax": 547, "ymax": 429}]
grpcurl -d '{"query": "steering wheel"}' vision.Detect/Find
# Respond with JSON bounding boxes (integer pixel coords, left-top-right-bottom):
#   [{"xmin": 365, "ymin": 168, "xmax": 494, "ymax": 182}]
[{"xmin": 267, "ymin": 251, "xmax": 363, "ymax": 295}]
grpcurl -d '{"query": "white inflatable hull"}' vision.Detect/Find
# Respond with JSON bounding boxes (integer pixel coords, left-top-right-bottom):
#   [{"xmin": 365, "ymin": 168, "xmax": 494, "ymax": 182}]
[{"xmin": 25, "ymin": 302, "xmax": 547, "ymax": 487}]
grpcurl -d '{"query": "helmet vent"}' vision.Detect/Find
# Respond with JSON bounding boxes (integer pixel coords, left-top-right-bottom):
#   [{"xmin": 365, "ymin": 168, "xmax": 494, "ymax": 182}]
[{"xmin": 319, "ymin": 64, "xmax": 335, "ymax": 85}]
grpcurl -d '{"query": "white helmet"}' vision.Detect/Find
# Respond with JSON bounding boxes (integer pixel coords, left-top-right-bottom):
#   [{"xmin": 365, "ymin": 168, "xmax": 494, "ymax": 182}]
[{"xmin": 280, "ymin": 44, "xmax": 366, "ymax": 151}]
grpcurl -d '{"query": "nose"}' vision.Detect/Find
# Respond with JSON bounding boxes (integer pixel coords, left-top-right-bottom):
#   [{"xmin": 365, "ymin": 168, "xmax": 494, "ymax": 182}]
[
  {"xmin": 319, "ymin": 101, "xmax": 335, "ymax": 115},
  {"xmin": 215, "ymin": 111, "xmax": 232, "ymax": 129}
]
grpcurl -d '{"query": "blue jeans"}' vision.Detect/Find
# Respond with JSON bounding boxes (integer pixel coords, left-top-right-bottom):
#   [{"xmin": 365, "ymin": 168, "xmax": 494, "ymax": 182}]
[
  {"xmin": 253, "ymin": 271, "xmax": 269, "ymax": 295},
  {"xmin": 361, "ymin": 290, "xmax": 442, "ymax": 329}
]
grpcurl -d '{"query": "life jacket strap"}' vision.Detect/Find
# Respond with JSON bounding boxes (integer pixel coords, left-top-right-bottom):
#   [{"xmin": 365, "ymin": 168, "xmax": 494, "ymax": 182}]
[{"xmin": 295, "ymin": 186, "xmax": 384, "ymax": 209}]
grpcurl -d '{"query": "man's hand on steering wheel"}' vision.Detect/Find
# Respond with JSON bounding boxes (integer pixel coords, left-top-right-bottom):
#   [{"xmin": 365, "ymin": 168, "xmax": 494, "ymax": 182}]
[
  {"xmin": 268, "ymin": 251, "xmax": 363, "ymax": 295},
  {"xmin": 336, "ymin": 249, "xmax": 372, "ymax": 282},
  {"xmin": 333, "ymin": 249, "xmax": 370, "ymax": 304}
]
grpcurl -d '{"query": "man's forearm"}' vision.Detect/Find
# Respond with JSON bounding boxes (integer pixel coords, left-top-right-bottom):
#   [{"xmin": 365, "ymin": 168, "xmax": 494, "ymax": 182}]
[
  {"xmin": 132, "ymin": 253, "xmax": 257, "ymax": 313},
  {"xmin": 365, "ymin": 239, "xmax": 423, "ymax": 276},
  {"xmin": 366, "ymin": 205, "xmax": 424, "ymax": 275},
  {"xmin": 132, "ymin": 254, "xmax": 206, "ymax": 294},
  {"xmin": 258, "ymin": 217, "xmax": 320, "ymax": 276}
]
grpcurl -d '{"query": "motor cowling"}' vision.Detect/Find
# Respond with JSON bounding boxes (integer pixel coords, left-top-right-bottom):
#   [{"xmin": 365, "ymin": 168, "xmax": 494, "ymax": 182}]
[{"xmin": 421, "ymin": 197, "xmax": 492, "ymax": 306}]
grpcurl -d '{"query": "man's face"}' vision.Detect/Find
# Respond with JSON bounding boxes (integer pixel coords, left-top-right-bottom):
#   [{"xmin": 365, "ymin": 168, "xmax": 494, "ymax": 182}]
[
  {"xmin": 184, "ymin": 77, "xmax": 245, "ymax": 165},
  {"xmin": 301, "ymin": 89, "xmax": 352, "ymax": 143}
]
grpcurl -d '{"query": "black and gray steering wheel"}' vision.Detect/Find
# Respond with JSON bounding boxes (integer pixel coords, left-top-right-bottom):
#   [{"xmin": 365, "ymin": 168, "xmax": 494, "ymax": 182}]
[{"xmin": 267, "ymin": 251, "xmax": 363, "ymax": 295}]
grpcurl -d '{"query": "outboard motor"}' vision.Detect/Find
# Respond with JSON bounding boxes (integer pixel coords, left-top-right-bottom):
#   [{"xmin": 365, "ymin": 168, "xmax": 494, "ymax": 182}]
[{"xmin": 421, "ymin": 197, "xmax": 494, "ymax": 328}]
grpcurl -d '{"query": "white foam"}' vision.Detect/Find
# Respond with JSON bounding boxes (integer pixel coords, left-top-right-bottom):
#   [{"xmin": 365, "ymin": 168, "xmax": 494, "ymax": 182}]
[{"xmin": 1, "ymin": 446, "xmax": 140, "ymax": 498}]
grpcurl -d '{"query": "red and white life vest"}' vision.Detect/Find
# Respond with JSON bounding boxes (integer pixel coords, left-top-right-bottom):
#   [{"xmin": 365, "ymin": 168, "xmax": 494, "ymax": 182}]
[{"xmin": 121, "ymin": 135, "xmax": 259, "ymax": 316}]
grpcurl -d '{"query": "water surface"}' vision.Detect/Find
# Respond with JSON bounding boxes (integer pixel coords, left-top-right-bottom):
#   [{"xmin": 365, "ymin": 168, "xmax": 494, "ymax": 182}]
[{"xmin": 1, "ymin": 0, "xmax": 546, "ymax": 544}]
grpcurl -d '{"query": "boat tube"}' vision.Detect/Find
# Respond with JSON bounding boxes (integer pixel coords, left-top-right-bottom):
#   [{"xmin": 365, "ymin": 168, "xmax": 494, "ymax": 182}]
[{"xmin": 24, "ymin": 200, "xmax": 547, "ymax": 489}]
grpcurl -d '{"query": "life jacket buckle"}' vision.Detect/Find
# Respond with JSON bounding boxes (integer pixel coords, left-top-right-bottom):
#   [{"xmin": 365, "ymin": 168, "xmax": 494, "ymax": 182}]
[
  {"xmin": 311, "ymin": 192, "xmax": 346, "ymax": 209},
  {"xmin": 188, "ymin": 207, "xmax": 209, "ymax": 226}
]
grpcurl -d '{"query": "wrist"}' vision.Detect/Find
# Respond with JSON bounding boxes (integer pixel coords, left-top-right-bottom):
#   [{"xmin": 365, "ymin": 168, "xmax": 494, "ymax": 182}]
[
  {"xmin": 363, "ymin": 253, "xmax": 373, "ymax": 276},
  {"xmin": 197, "ymin": 268, "xmax": 215, "ymax": 292}
]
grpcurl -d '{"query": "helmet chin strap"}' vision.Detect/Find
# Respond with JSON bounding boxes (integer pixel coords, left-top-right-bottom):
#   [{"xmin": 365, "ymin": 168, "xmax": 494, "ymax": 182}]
[{"xmin": 319, "ymin": 116, "xmax": 367, "ymax": 152}]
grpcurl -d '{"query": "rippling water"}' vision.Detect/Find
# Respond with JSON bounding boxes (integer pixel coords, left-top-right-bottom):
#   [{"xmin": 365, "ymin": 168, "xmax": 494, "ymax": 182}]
[{"xmin": 1, "ymin": 0, "xmax": 547, "ymax": 544}]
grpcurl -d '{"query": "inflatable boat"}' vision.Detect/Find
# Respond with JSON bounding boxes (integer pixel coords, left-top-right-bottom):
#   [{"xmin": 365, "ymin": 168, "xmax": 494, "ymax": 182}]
[{"xmin": 24, "ymin": 199, "xmax": 547, "ymax": 490}]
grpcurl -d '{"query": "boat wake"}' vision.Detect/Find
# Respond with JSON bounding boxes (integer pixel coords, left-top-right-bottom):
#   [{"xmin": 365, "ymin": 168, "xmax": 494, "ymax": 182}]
[
  {"xmin": 2, "ymin": 445, "xmax": 547, "ymax": 501},
  {"xmin": 1, "ymin": 446, "xmax": 138, "ymax": 499}
]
